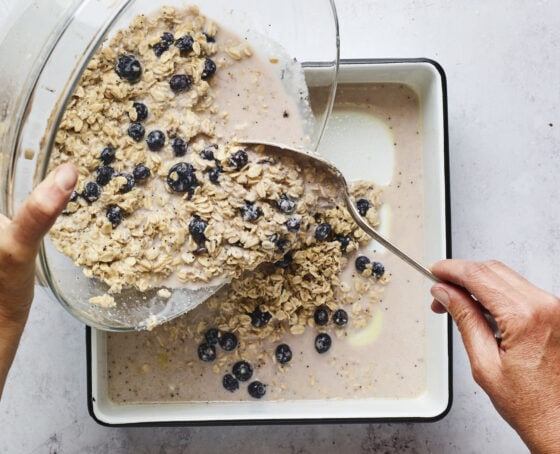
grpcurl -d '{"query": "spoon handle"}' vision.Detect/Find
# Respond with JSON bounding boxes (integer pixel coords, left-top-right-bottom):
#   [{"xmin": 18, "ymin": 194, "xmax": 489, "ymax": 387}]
[
  {"xmin": 347, "ymin": 196, "xmax": 503, "ymax": 343},
  {"xmin": 345, "ymin": 196, "xmax": 439, "ymax": 282}
]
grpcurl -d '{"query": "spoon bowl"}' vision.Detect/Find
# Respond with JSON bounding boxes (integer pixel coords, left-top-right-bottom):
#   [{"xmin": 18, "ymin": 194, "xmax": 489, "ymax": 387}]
[{"xmin": 243, "ymin": 141, "xmax": 439, "ymax": 281}]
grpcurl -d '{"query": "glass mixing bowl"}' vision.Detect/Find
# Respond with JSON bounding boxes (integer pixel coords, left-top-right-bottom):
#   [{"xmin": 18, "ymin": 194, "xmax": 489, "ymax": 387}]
[{"xmin": 0, "ymin": 0, "xmax": 339, "ymax": 331}]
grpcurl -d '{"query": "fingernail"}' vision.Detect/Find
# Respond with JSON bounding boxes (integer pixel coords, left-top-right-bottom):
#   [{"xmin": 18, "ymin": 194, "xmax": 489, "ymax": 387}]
[
  {"xmin": 54, "ymin": 165, "xmax": 77, "ymax": 191},
  {"xmin": 431, "ymin": 287, "xmax": 450, "ymax": 309}
]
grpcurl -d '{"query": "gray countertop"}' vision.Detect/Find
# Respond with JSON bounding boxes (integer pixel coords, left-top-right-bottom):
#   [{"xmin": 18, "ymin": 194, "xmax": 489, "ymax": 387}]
[{"xmin": 4, "ymin": 0, "xmax": 558, "ymax": 452}]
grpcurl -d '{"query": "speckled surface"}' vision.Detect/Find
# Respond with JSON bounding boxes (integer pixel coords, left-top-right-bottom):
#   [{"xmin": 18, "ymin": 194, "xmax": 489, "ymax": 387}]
[{"xmin": 4, "ymin": 0, "xmax": 559, "ymax": 452}]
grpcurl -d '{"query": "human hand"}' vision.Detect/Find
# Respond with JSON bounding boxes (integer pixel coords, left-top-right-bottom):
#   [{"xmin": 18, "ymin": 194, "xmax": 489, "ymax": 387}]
[
  {"xmin": 0, "ymin": 163, "xmax": 77, "ymax": 397},
  {"xmin": 431, "ymin": 260, "xmax": 560, "ymax": 453}
]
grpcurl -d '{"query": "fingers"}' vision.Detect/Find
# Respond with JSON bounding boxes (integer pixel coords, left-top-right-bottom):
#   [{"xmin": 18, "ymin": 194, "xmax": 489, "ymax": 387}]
[
  {"xmin": 7, "ymin": 164, "xmax": 77, "ymax": 259},
  {"xmin": 432, "ymin": 259, "xmax": 501, "ymax": 289},
  {"xmin": 448, "ymin": 259, "xmax": 546, "ymax": 301},
  {"xmin": 431, "ymin": 282, "xmax": 501, "ymax": 375},
  {"xmin": 431, "ymin": 259, "xmax": 526, "ymax": 316},
  {"xmin": 487, "ymin": 260, "xmax": 556, "ymax": 307},
  {"xmin": 431, "ymin": 299, "xmax": 447, "ymax": 313}
]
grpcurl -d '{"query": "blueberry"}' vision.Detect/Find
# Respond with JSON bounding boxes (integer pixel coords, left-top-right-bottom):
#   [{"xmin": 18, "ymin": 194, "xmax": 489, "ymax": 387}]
[
  {"xmin": 189, "ymin": 217, "xmax": 207, "ymax": 243},
  {"xmin": 275, "ymin": 344, "xmax": 292, "ymax": 365},
  {"xmin": 169, "ymin": 74, "xmax": 193, "ymax": 92},
  {"xmin": 115, "ymin": 54, "xmax": 142, "ymax": 83},
  {"xmin": 203, "ymin": 32, "xmax": 216, "ymax": 43},
  {"xmin": 315, "ymin": 333, "xmax": 332, "ymax": 354},
  {"xmin": 248, "ymin": 381, "xmax": 267, "ymax": 399},
  {"xmin": 95, "ymin": 165, "xmax": 114, "ymax": 186},
  {"xmin": 314, "ymin": 223, "xmax": 332, "ymax": 241},
  {"xmin": 219, "ymin": 332, "xmax": 238, "ymax": 351},
  {"xmin": 277, "ymin": 194, "xmax": 296, "ymax": 214},
  {"xmin": 208, "ymin": 166, "xmax": 221, "ymax": 184},
  {"xmin": 285, "ymin": 216, "xmax": 301, "ymax": 233},
  {"xmin": 132, "ymin": 102, "xmax": 148, "ymax": 122},
  {"xmin": 161, "ymin": 32, "xmax": 174, "ymax": 46},
  {"xmin": 372, "ymin": 261, "xmax": 385, "ymax": 279},
  {"xmin": 355, "ymin": 255, "xmax": 371, "ymax": 273},
  {"xmin": 314, "ymin": 306, "xmax": 329, "ymax": 326},
  {"xmin": 222, "ymin": 373, "xmax": 239, "ymax": 392},
  {"xmin": 128, "ymin": 122, "xmax": 145, "ymax": 141},
  {"xmin": 69, "ymin": 190, "xmax": 79, "ymax": 203},
  {"xmin": 153, "ymin": 32, "xmax": 174, "ymax": 57},
  {"xmin": 201, "ymin": 57, "xmax": 216, "ymax": 80},
  {"xmin": 133, "ymin": 164, "xmax": 151, "ymax": 181},
  {"xmin": 169, "ymin": 161, "xmax": 196, "ymax": 181},
  {"xmin": 335, "ymin": 235, "xmax": 351, "ymax": 253},
  {"xmin": 167, "ymin": 162, "xmax": 199, "ymax": 195},
  {"xmin": 99, "ymin": 146, "xmax": 116, "ymax": 165},
  {"xmin": 153, "ymin": 42, "xmax": 168, "ymax": 57},
  {"xmin": 200, "ymin": 144, "xmax": 217, "ymax": 160},
  {"xmin": 175, "ymin": 34, "xmax": 194, "ymax": 53},
  {"xmin": 276, "ymin": 237, "xmax": 290, "ymax": 253},
  {"xmin": 229, "ymin": 149, "xmax": 248, "ymax": 170},
  {"xmin": 232, "ymin": 360, "xmax": 253, "ymax": 382},
  {"xmin": 250, "ymin": 306, "xmax": 272, "ymax": 328},
  {"xmin": 146, "ymin": 130, "xmax": 166, "ymax": 151},
  {"xmin": 356, "ymin": 198, "xmax": 371, "ymax": 216},
  {"xmin": 106, "ymin": 205, "xmax": 123, "ymax": 227},
  {"xmin": 171, "ymin": 137, "xmax": 188, "ymax": 157},
  {"xmin": 240, "ymin": 203, "xmax": 262, "ymax": 222},
  {"xmin": 197, "ymin": 343, "xmax": 216, "ymax": 362},
  {"xmin": 333, "ymin": 309, "xmax": 348, "ymax": 326},
  {"xmin": 274, "ymin": 252, "xmax": 293, "ymax": 269},
  {"xmin": 117, "ymin": 172, "xmax": 135, "ymax": 194},
  {"xmin": 204, "ymin": 328, "xmax": 220, "ymax": 345},
  {"xmin": 82, "ymin": 181, "xmax": 101, "ymax": 203}
]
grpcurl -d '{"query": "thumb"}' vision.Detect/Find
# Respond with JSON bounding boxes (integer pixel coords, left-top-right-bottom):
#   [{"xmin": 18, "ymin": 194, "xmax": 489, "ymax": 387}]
[
  {"xmin": 8, "ymin": 164, "xmax": 78, "ymax": 257},
  {"xmin": 431, "ymin": 283, "xmax": 500, "ymax": 377}
]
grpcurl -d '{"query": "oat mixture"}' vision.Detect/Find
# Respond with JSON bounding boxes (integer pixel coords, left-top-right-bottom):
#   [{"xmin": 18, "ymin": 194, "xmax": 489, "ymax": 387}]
[
  {"xmin": 48, "ymin": 5, "xmax": 391, "ymax": 399},
  {"xmin": 107, "ymin": 175, "xmax": 390, "ymax": 400},
  {"xmin": 49, "ymin": 6, "xmax": 307, "ymax": 296},
  {"xmin": 49, "ymin": 5, "xmax": 385, "ymax": 294}
]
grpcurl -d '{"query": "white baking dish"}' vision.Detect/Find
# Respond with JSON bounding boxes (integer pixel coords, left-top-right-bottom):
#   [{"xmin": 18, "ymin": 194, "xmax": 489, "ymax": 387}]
[{"xmin": 87, "ymin": 58, "xmax": 451, "ymax": 425}]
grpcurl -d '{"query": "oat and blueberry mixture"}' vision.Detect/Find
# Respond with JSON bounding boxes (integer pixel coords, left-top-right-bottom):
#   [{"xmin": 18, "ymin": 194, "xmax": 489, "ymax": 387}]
[
  {"xmin": 48, "ymin": 5, "xmax": 390, "ymax": 399},
  {"xmin": 49, "ymin": 6, "xmax": 311, "ymax": 297},
  {"xmin": 140, "ymin": 178, "xmax": 389, "ymax": 399}
]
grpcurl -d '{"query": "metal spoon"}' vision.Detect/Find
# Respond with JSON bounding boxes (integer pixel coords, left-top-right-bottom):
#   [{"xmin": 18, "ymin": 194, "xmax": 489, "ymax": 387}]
[
  {"xmin": 242, "ymin": 141, "xmax": 503, "ymax": 343},
  {"xmin": 242, "ymin": 140, "xmax": 437, "ymax": 280}
]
